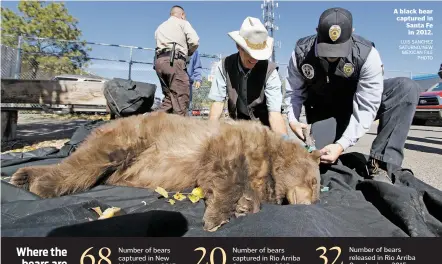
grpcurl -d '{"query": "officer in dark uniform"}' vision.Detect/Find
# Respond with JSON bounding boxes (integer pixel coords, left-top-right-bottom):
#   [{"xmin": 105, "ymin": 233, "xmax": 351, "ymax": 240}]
[{"xmin": 284, "ymin": 7, "xmax": 420, "ymax": 183}]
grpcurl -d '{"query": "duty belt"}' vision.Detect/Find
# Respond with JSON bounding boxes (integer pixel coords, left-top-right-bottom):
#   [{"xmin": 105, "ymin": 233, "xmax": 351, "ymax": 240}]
[{"xmin": 157, "ymin": 50, "xmax": 186, "ymax": 61}]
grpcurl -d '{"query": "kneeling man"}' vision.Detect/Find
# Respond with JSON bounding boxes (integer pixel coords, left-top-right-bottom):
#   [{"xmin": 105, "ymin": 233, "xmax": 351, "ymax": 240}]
[
  {"xmin": 208, "ymin": 17, "xmax": 288, "ymax": 136},
  {"xmin": 284, "ymin": 7, "xmax": 420, "ymax": 182}
]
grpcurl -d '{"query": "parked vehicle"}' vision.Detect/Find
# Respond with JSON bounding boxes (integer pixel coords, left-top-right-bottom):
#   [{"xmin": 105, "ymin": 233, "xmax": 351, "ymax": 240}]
[
  {"xmin": 413, "ymin": 81, "xmax": 442, "ymax": 125},
  {"xmin": 200, "ymin": 108, "xmax": 210, "ymax": 116}
]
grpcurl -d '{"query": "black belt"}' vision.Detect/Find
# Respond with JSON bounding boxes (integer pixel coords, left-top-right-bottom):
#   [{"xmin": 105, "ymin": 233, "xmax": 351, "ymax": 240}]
[{"xmin": 157, "ymin": 50, "xmax": 186, "ymax": 61}]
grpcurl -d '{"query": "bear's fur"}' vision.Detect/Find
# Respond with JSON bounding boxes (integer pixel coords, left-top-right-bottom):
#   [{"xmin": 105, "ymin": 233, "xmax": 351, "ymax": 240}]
[{"xmin": 10, "ymin": 112, "xmax": 321, "ymax": 231}]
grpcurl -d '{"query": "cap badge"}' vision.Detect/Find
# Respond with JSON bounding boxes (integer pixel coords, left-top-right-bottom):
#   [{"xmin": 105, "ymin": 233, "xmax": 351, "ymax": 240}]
[
  {"xmin": 343, "ymin": 63, "xmax": 354, "ymax": 77},
  {"xmin": 302, "ymin": 64, "xmax": 315, "ymax": 79},
  {"xmin": 329, "ymin": 25, "xmax": 341, "ymax": 42}
]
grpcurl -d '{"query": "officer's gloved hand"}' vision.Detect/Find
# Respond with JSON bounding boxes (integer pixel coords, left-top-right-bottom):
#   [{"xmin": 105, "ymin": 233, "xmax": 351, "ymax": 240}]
[
  {"xmin": 289, "ymin": 121, "xmax": 308, "ymax": 141},
  {"xmin": 281, "ymin": 134, "xmax": 316, "ymax": 153}
]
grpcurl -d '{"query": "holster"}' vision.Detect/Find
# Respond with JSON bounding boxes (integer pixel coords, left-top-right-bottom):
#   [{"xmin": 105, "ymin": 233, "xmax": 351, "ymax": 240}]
[{"xmin": 169, "ymin": 42, "xmax": 177, "ymax": 67}]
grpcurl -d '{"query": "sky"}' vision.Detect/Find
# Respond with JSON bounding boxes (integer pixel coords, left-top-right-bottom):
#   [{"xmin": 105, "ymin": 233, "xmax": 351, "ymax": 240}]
[{"xmin": 2, "ymin": 0, "xmax": 441, "ymax": 98}]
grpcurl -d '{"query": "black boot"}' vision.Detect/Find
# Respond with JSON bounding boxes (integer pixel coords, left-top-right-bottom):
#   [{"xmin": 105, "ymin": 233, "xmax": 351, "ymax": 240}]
[{"xmin": 366, "ymin": 158, "xmax": 393, "ymax": 184}]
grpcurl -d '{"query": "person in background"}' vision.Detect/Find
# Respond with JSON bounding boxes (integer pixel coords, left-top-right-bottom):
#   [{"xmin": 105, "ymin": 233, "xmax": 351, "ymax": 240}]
[
  {"xmin": 284, "ymin": 7, "xmax": 420, "ymax": 183},
  {"xmin": 187, "ymin": 50, "xmax": 203, "ymax": 116},
  {"xmin": 154, "ymin": 5, "xmax": 199, "ymax": 116},
  {"xmin": 207, "ymin": 17, "xmax": 288, "ymax": 137}
]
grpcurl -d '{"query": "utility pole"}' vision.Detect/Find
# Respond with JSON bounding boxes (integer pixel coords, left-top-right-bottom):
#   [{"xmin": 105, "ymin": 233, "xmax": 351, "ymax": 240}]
[{"xmin": 261, "ymin": 0, "xmax": 280, "ymax": 63}]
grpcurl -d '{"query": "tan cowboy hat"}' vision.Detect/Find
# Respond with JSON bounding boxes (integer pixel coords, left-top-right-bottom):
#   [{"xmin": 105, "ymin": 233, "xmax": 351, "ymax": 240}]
[{"xmin": 228, "ymin": 16, "xmax": 274, "ymax": 60}]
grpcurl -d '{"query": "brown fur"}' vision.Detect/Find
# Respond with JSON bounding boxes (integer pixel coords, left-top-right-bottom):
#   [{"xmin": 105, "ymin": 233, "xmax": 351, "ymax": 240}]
[{"xmin": 10, "ymin": 112, "xmax": 322, "ymax": 231}]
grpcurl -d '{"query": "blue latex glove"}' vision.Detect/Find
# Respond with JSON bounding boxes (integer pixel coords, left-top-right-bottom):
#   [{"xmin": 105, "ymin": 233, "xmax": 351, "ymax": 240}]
[
  {"xmin": 281, "ymin": 135, "xmax": 316, "ymax": 153},
  {"xmin": 281, "ymin": 134, "xmax": 290, "ymax": 141}
]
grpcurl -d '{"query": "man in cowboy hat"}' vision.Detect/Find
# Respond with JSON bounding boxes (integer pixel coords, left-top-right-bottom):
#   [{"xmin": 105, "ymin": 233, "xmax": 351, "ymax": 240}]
[
  {"xmin": 154, "ymin": 5, "xmax": 199, "ymax": 116},
  {"xmin": 207, "ymin": 17, "xmax": 288, "ymax": 136},
  {"xmin": 284, "ymin": 7, "xmax": 420, "ymax": 182}
]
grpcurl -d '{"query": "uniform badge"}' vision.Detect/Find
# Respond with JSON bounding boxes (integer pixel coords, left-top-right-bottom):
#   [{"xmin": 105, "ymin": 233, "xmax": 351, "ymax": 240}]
[
  {"xmin": 301, "ymin": 64, "xmax": 314, "ymax": 79},
  {"xmin": 329, "ymin": 25, "xmax": 341, "ymax": 42},
  {"xmin": 343, "ymin": 63, "xmax": 354, "ymax": 77}
]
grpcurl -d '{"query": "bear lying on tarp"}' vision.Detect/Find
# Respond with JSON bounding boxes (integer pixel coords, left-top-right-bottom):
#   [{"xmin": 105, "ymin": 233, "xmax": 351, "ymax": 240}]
[{"xmin": 9, "ymin": 112, "xmax": 322, "ymax": 232}]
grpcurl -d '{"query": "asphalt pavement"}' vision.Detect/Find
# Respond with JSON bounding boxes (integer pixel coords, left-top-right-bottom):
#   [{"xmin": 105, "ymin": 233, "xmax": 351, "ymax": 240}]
[{"xmin": 346, "ymin": 123, "xmax": 442, "ymax": 190}]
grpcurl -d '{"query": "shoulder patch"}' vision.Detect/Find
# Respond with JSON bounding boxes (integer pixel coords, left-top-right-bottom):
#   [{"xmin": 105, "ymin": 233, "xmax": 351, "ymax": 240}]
[{"xmin": 301, "ymin": 64, "xmax": 315, "ymax": 79}]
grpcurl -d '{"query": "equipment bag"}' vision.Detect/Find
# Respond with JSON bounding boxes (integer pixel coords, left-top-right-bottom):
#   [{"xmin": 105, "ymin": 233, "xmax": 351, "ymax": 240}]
[{"xmin": 103, "ymin": 78, "xmax": 157, "ymax": 118}]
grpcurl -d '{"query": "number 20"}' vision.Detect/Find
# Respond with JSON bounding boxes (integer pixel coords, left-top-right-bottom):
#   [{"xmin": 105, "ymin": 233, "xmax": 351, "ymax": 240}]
[
  {"xmin": 195, "ymin": 247, "xmax": 226, "ymax": 264},
  {"xmin": 316, "ymin": 246, "xmax": 342, "ymax": 264}
]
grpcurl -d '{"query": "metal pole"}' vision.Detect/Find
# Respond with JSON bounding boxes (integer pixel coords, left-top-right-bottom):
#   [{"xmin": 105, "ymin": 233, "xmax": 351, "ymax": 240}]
[
  {"xmin": 14, "ymin": 35, "xmax": 23, "ymax": 79},
  {"xmin": 128, "ymin": 47, "xmax": 133, "ymax": 80}
]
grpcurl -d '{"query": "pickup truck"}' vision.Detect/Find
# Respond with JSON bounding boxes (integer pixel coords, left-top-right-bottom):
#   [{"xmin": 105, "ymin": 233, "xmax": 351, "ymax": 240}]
[{"xmin": 413, "ymin": 81, "xmax": 442, "ymax": 125}]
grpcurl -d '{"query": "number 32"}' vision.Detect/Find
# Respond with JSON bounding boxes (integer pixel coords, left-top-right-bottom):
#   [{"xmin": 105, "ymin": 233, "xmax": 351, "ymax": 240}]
[{"xmin": 316, "ymin": 246, "xmax": 342, "ymax": 264}]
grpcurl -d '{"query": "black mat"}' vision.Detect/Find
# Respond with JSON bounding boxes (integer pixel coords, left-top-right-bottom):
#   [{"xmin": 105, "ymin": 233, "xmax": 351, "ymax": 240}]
[{"xmin": 1, "ymin": 121, "xmax": 441, "ymax": 237}]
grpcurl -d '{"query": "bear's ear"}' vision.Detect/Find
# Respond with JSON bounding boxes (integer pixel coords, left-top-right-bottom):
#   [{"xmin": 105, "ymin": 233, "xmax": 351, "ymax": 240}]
[{"xmin": 309, "ymin": 150, "xmax": 322, "ymax": 165}]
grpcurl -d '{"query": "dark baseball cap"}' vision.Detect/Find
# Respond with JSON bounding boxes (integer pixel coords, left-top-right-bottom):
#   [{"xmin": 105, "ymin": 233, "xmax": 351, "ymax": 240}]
[{"xmin": 316, "ymin": 7, "xmax": 353, "ymax": 58}]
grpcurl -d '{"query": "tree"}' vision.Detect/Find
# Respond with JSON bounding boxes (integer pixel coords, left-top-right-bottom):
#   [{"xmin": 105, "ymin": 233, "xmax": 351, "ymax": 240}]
[{"xmin": 1, "ymin": 0, "xmax": 91, "ymax": 78}]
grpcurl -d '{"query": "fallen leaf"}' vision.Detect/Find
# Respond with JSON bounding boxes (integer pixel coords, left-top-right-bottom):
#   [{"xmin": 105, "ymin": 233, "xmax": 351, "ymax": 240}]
[
  {"xmin": 90, "ymin": 207, "xmax": 103, "ymax": 216},
  {"xmin": 98, "ymin": 207, "xmax": 122, "ymax": 219},
  {"xmin": 188, "ymin": 194, "xmax": 200, "ymax": 203},
  {"xmin": 155, "ymin": 186, "xmax": 169, "ymax": 198},
  {"xmin": 173, "ymin": 192, "xmax": 186, "ymax": 201},
  {"xmin": 191, "ymin": 187, "xmax": 205, "ymax": 199},
  {"xmin": 168, "ymin": 199, "xmax": 176, "ymax": 205}
]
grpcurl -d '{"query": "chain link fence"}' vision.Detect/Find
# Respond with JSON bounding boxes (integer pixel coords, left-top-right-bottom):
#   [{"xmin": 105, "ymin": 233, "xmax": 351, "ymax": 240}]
[
  {"xmin": 0, "ymin": 34, "xmax": 221, "ymax": 82},
  {"xmin": 1, "ymin": 34, "xmax": 223, "ymax": 114},
  {"xmin": 1, "ymin": 44, "xmax": 18, "ymax": 79}
]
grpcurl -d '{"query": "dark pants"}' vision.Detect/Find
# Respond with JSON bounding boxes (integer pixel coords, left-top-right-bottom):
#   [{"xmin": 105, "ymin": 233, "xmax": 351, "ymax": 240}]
[
  {"xmin": 307, "ymin": 77, "xmax": 420, "ymax": 169},
  {"xmin": 155, "ymin": 56, "xmax": 190, "ymax": 116}
]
